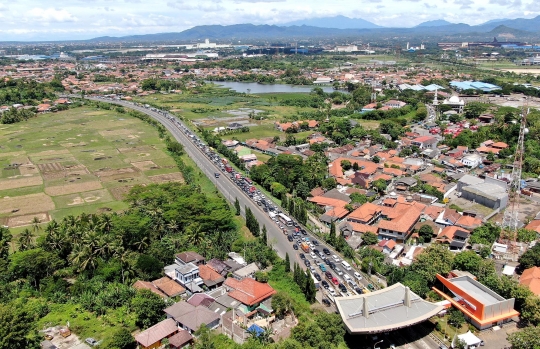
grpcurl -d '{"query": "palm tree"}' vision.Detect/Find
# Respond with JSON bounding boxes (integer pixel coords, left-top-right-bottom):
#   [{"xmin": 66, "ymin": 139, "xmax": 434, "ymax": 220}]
[
  {"xmin": 17, "ymin": 228, "xmax": 35, "ymax": 251},
  {"xmin": 166, "ymin": 220, "xmax": 179, "ymax": 235},
  {"xmin": 99, "ymin": 214, "xmax": 113, "ymax": 233},
  {"xmin": 132, "ymin": 235, "xmax": 150, "ymax": 252},
  {"xmin": 0, "ymin": 226, "xmax": 12, "ymax": 260},
  {"xmin": 69, "ymin": 243, "xmax": 97, "ymax": 272},
  {"xmin": 186, "ymin": 224, "xmax": 207, "ymax": 248},
  {"xmin": 31, "ymin": 216, "xmax": 42, "ymax": 234}
]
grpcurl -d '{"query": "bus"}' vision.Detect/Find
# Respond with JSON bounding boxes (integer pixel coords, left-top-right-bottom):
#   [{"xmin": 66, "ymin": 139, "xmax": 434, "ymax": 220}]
[{"xmin": 278, "ymin": 213, "xmax": 293, "ymax": 226}]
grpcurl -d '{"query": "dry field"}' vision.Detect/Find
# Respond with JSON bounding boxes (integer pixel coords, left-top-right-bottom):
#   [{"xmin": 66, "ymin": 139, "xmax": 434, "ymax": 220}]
[{"xmin": 0, "ymin": 106, "xmax": 180, "ymax": 227}]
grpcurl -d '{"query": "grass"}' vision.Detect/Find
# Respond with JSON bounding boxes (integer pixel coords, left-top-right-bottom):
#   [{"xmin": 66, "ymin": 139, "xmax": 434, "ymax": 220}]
[
  {"xmin": 0, "ymin": 106, "xmax": 181, "ymax": 227},
  {"xmin": 37, "ymin": 303, "xmax": 136, "ymax": 343}
]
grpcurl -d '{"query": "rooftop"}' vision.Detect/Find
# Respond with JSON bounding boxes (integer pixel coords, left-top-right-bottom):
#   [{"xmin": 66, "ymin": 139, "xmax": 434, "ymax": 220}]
[
  {"xmin": 335, "ymin": 283, "xmax": 443, "ymax": 334},
  {"xmin": 224, "ymin": 277, "xmax": 276, "ymax": 306},
  {"xmin": 135, "ymin": 318, "xmax": 178, "ymax": 347},
  {"xmin": 444, "ymin": 275, "xmax": 504, "ymax": 306}
]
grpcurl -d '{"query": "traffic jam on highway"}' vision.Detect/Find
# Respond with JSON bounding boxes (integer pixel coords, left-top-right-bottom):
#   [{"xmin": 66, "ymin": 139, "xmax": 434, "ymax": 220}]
[{"xmin": 95, "ymin": 96, "xmax": 376, "ymax": 307}]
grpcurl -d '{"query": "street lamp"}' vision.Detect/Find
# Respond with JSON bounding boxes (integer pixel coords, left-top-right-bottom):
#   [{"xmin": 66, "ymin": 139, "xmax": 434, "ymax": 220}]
[{"xmin": 374, "ymin": 339, "xmax": 383, "ymax": 349}]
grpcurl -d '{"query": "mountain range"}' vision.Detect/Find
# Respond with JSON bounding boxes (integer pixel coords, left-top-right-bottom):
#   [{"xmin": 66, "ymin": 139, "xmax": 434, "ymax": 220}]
[{"xmin": 84, "ymin": 15, "xmax": 540, "ymax": 43}]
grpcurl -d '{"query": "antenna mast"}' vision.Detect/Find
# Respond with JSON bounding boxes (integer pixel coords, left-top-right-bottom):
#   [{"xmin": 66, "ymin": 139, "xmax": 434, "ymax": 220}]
[{"xmin": 501, "ymin": 103, "xmax": 529, "ymax": 259}]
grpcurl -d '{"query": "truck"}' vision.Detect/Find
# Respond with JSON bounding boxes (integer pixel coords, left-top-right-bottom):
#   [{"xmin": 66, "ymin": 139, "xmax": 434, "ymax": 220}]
[
  {"xmin": 221, "ymin": 158, "xmax": 228, "ymax": 165},
  {"xmin": 224, "ymin": 165, "xmax": 233, "ymax": 173},
  {"xmin": 300, "ymin": 242, "xmax": 310, "ymax": 253}
]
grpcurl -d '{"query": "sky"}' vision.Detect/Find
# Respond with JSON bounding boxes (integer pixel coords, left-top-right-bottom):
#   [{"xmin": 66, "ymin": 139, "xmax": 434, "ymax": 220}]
[{"xmin": 0, "ymin": 0, "xmax": 539, "ymax": 41}]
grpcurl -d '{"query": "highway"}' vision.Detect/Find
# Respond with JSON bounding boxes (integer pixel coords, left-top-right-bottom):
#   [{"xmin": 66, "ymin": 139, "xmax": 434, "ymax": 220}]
[{"xmin": 83, "ymin": 96, "xmax": 441, "ymax": 349}]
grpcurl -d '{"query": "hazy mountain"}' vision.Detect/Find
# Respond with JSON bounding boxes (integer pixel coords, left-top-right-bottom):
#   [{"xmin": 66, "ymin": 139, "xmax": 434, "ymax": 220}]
[
  {"xmin": 475, "ymin": 15, "xmax": 540, "ymax": 32},
  {"xmin": 481, "ymin": 18, "xmax": 511, "ymax": 25},
  {"xmin": 415, "ymin": 20, "xmax": 453, "ymax": 27},
  {"xmin": 487, "ymin": 24, "xmax": 531, "ymax": 36},
  {"xmin": 283, "ymin": 15, "xmax": 381, "ymax": 29}
]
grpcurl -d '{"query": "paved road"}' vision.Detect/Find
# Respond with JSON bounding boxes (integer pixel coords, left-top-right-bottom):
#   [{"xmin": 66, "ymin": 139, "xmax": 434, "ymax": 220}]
[{"xmin": 84, "ymin": 97, "xmax": 301, "ymax": 264}]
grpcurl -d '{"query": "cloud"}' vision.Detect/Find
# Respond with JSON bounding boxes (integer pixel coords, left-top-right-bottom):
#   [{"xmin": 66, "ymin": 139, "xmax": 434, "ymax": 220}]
[
  {"xmin": 489, "ymin": 0, "xmax": 522, "ymax": 7},
  {"xmin": 423, "ymin": 2, "xmax": 437, "ymax": 9},
  {"xmin": 453, "ymin": 0, "xmax": 473, "ymax": 9},
  {"xmin": 231, "ymin": 0, "xmax": 286, "ymax": 2},
  {"xmin": 27, "ymin": 8, "xmax": 78, "ymax": 22},
  {"xmin": 167, "ymin": 1, "xmax": 225, "ymax": 11}
]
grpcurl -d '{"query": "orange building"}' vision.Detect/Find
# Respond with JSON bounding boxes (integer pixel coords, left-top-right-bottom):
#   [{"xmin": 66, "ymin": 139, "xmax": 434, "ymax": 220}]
[{"xmin": 433, "ymin": 274, "xmax": 519, "ymax": 330}]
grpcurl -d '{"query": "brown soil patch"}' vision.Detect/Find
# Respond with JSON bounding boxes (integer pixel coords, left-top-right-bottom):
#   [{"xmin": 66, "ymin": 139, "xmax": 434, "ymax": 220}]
[
  {"xmin": 45, "ymin": 181, "xmax": 102, "ymax": 196},
  {"xmin": 117, "ymin": 145, "xmax": 154, "ymax": 153},
  {"xmin": 0, "ymin": 193, "xmax": 54, "ymax": 216},
  {"xmin": 131, "ymin": 160, "xmax": 159, "ymax": 171},
  {"xmin": 27, "ymin": 149, "xmax": 70, "ymax": 157},
  {"xmin": 19, "ymin": 164, "xmax": 39, "ymax": 175},
  {"xmin": 0, "ymin": 151, "xmax": 25, "ymax": 159},
  {"xmin": 148, "ymin": 172, "xmax": 184, "ymax": 184},
  {"xmin": 60, "ymin": 142, "xmax": 87, "ymax": 148},
  {"xmin": 109, "ymin": 186, "xmax": 134, "ymax": 200},
  {"xmin": 7, "ymin": 212, "xmax": 50, "ymax": 228},
  {"xmin": 94, "ymin": 167, "xmax": 140, "ymax": 181},
  {"xmin": 0, "ymin": 175, "xmax": 43, "ymax": 190},
  {"xmin": 99, "ymin": 129, "xmax": 133, "ymax": 137},
  {"xmin": 68, "ymin": 196, "xmax": 85, "ymax": 206},
  {"xmin": 37, "ymin": 162, "xmax": 64, "ymax": 173}
]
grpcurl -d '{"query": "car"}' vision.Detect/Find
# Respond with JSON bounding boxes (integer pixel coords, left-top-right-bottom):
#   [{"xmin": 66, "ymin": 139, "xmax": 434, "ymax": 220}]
[
  {"xmin": 312, "ymin": 240, "xmax": 319, "ymax": 246},
  {"xmin": 325, "ymin": 271, "xmax": 333, "ymax": 279},
  {"xmin": 354, "ymin": 272, "xmax": 363, "ymax": 280},
  {"xmin": 321, "ymin": 280, "xmax": 330, "ymax": 289},
  {"xmin": 355, "ymin": 287, "xmax": 364, "ymax": 294},
  {"xmin": 332, "ymin": 255, "xmax": 341, "ymax": 263},
  {"xmin": 338, "ymin": 283, "xmax": 347, "ymax": 292},
  {"xmin": 328, "ymin": 288, "xmax": 336, "ymax": 296},
  {"xmin": 322, "ymin": 298, "xmax": 331, "ymax": 306},
  {"xmin": 331, "ymin": 277, "xmax": 339, "ymax": 285},
  {"xmin": 314, "ymin": 272, "xmax": 321, "ymax": 281},
  {"xmin": 335, "ymin": 267, "xmax": 343, "ymax": 276},
  {"xmin": 304, "ymin": 259, "xmax": 311, "ymax": 267},
  {"xmin": 301, "ymin": 230, "xmax": 307, "ymax": 235},
  {"xmin": 293, "ymin": 244, "xmax": 298, "ymax": 250},
  {"xmin": 323, "ymin": 248, "xmax": 331, "ymax": 255},
  {"xmin": 85, "ymin": 338, "xmax": 98, "ymax": 346},
  {"xmin": 328, "ymin": 261, "xmax": 336, "ymax": 270},
  {"xmin": 287, "ymin": 235, "xmax": 293, "ymax": 242},
  {"xmin": 368, "ymin": 284, "xmax": 375, "ymax": 291},
  {"xmin": 214, "ymin": 172, "xmax": 220, "ymax": 178},
  {"xmin": 347, "ymin": 279, "xmax": 356, "ymax": 288},
  {"xmin": 313, "ymin": 249, "xmax": 320, "ymax": 255},
  {"xmin": 299, "ymin": 253, "xmax": 305, "ymax": 260},
  {"xmin": 310, "ymin": 252, "xmax": 317, "ymax": 259},
  {"xmin": 319, "ymin": 264, "xmax": 327, "ymax": 272},
  {"xmin": 343, "ymin": 274, "xmax": 352, "ymax": 282},
  {"xmin": 310, "ymin": 266, "xmax": 316, "ymax": 273}
]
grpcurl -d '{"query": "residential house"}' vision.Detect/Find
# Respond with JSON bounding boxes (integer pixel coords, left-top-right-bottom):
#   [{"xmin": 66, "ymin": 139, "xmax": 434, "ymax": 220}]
[
  {"xmin": 168, "ymin": 331, "xmax": 194, "ymax": 349},
  {"xmin": 224, "ymin": 277, "xmax": 276, "ymax": 322},
  {"xmin": 455, "ymin": 215, "xmax": 483, "ymax": 231},
  {"xmin": 383, "ymin": 100, "xmax": 407, "ymax": 109},
  {"xmin": 394, "ymin": 177, "xmax": 418, "ymax": 191},
  {"xmin": 347, "ymin": 202, "xmax": 382, "ymax": 225},
  {"xmin": 435, "ymin": 226, "xmax": 470, "ymax": 251},
  {"xmin": 461, "ymin": 153, "xmax": 483, "ymax": 168},
  {"xmin": 164, "ymin": 302, "xmax": 221, "ymax": 334},
  {"xmin": 411, "ymin": 136, "xmax": 438, "ymax": 150},
  {"xmin": 135, "ymin": 318, "xmax": 179, "ymax": 349},
  {"xmin": 175, "ymin": 251, "xmax": 205, "ymax": 266},
  {"xmin": 436, "ymin": 208, "xmax": 462, "ymax": 226},
  {"xmin": 152, "ymin": 277, "xmax": 186, "ymax": 298},
  {"xmin": 520, "ymin": 267, "xmax": 540, "ymax": 296},
  {"xmin": 206, "ymin": 258, "xmax": 232, "ymax": 277},
  {"xmin": 377, "ymin": 205, "xmax": 422, "ymax": 242},
  {"xmin": 133, "ymin": 280, "xmax": 167, "ymax": 298},
  {"xmin": 175, "ymin": 263, "xmax": 203, "ymax": 293},
  {"xmin": 199, "ymin": 265, "xmax": 225, "ymax": 289},
  {"xmin": 233, "ymin": 262, "xmax": 260, "ymax": 280},
  {"xmin": 378, "ymin": 239, "xmax": 397, "ymax": 254}
]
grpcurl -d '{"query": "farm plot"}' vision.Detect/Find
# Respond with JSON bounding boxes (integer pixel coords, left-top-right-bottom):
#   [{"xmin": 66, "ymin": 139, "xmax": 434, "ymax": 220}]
[{"xmin": 0, "ymin": 106, "xmax": 180, "ymax": 227}]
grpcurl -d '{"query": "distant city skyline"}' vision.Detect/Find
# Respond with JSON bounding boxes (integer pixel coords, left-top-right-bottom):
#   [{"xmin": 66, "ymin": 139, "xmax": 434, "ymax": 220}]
[{"xmin": 1, "ymin": 0, "xmax": 539, "ymax": 41}]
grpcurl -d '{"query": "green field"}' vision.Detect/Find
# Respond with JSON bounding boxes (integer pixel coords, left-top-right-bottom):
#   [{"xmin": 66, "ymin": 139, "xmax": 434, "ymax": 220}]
[{"xmin": 0, "ymin": 106, "xmax": 183, "ymax": 229}]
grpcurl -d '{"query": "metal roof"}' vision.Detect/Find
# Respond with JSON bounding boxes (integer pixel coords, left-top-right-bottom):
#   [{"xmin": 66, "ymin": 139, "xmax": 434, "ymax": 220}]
[{"xmin": 335, "ymin": 283, "xmax": 443, "ymax": 334}]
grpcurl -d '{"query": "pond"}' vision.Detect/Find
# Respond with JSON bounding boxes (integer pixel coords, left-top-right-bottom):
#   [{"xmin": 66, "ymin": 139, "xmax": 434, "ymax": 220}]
[{"xmin": 208, "ymin": 81, "xmax": 338, "ymax": 94}]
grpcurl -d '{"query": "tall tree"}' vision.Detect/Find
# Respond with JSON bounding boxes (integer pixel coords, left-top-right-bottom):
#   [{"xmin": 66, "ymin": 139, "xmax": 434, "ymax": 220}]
[
  {"xmin": 17, "ymin": 228, "xmax": 35, "ymax": 252},
  {"xmin": 285, "ymin": 253, "xmax": 291, "ymax": 273},
  {"xmin": 234, "ymin": 197, "xmax": 241, "ymax": 216},
  {"xmin": 261, "ymin": 225, "xmax": 267, "ymax": 245},
  {"xmin": 304, "ymin": 271, "xmax": 317, "ymax": 303}
]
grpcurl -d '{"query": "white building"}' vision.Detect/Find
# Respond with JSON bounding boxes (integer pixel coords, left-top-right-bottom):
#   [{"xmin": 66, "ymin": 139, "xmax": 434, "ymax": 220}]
[
  {"xmin": 442, "ymin": 95, "xmax": 465, "ymax": 113},
  {"xmin": 461, "ymin": 153, "xmax": 483, "ymax": 168}
]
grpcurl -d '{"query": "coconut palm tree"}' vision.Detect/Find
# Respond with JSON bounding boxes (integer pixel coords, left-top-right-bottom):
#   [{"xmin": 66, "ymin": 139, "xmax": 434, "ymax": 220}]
[
  {"xmin": 31, "ymin": 216, "xmax": 42, "ymax": 234},
  {"xmin": 17, "ymin": 228, "xmax": 35, "ymax": 251},
  {"xmin": 69, "ymin": 243, "xmax": 97, "ymax": 272},
  {"xmin": 186, "ymin": 224, "xmax": 207, "ymax": 248}
]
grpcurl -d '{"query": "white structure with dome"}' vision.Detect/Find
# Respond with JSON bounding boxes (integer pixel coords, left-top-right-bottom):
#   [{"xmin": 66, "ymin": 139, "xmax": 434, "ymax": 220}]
[{"xmin": 442, "ymin": 95, "xmax": 465, "ymax": 113}]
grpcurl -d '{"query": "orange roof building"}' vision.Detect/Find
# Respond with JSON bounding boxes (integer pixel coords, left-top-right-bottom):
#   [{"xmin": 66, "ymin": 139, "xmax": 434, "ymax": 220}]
[
  {"xmin": 520, "ymin": 267, "xmax": 540, "ymax": 296},
  {"xmin": 347, "ymin": 202, "xmax": 382, "ymax": 225},
  {"xmin": 224, "ymin": 277, "xmax": 276, "ymax": 307},
  {"xmin": 524, "ymin": 220, "xmax": 540, "ymax": 234},
  {"xmin": 433, "ymin": 274, "xmax": 519, "ymax": 330}
]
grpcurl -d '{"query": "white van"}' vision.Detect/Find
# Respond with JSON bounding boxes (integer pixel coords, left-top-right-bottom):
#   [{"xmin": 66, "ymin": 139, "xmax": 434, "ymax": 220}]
[{"xmin": 341, "ymin": 260, "xmax": 352, "ymax": 271}]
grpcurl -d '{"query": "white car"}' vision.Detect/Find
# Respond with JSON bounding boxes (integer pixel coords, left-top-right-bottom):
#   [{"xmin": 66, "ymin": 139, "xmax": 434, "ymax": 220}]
[
  {"xmin": 354, "ymin": 272, "xmax": 363, "ymax": 280},
  {"xmin": 310, "ymin": 266, "xmax": 316, "ymax": 274},
  {"xmin": 328, "ymin": 288, "xmax": 336, "ymax": 296},
  {"xmin": 343, "ymin": 274, "xmax": 351, "ymax": 282},
  {"xmin": 335, "ymin": 267, "xmax": 343, "ymax": 276},
  {"xmin": 332, "ymin": 254, "xmax": 340, "ymax": 262},
  {"xmin": 310, "ymin": 252, "xmax": 317, "ymax": 259}
]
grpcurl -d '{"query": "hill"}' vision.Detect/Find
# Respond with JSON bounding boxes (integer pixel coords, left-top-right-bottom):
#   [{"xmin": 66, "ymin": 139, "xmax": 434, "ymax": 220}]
[
  {"xmin": 283, "ymin": 15, "xmax": 381, "ymax": 29},
  {"xmin": 415, "ymin": 20, "xmax": 453, "ymax": 27}
]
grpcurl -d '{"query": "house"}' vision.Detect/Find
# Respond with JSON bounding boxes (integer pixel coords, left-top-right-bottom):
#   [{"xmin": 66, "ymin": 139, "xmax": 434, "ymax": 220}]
[
  {"xmin": 133, "ymin": 280, "xmax": 168, "ymax": 298},
  {"xmin": 520, "ymin": 267, "xmax": 540, "ymax": 296},
  {"xmin": 233, "ymin": 262, "xmax": 260, "ymax": 280},
  {"xmin": 377, "ymin": 206, "xmax": 422, "ymax": 242},
  {"xmin": 435, "ymin": 226, "xmax": 470, "ymax": 251},
  {"xmin": 164, "ymin": 302, "xmax": 221, "ymax": 334},
  {"xmin": 152, "ymin": 277, "xmax": 186, "ymax": 298},
  {"xmin": 455, "ymin": 215, "xmax": 483, "ymax": 231},
  {"xmin": 383, "ymin": 100, "xmax": 407, "ymax": 109},
  {"xmin": 411, "ymin": 136, "xmax": 438, "ymax": 150},
  {"xmin": 461, "ymin": 154, "xmax": 482, "ymax": 168},
  {"xmin": 378, "ymin": 239, "xmax": 397, "ymax": 254},
  {"xmin": 135, "ymin": 318, "xmax": 179, "ymax": 349},
  {"xmin": 175, "ymin": 263, "xmax": 203, "ymax": 292},
  {"xmin": 168, "ymin": 331, "xmax": 194, "ymax": 349},
  {"xmin": 199, "ymin": 265, "xmax": 225, "ymax": 289},
  {"xmin": 175, "ymin": 251, "xmax": 205, "ymax": 266},
  {"xmin": 394, "ymin": 177, "xmax": 418, "ymax": 191},
  {"xmin": 227, "ymin": 122, "xmax": 244, "ymax": 130},
  {"xmin": 206, "ymin": 258, "xmax": 232, "ymax": 276},
  {"xmin": 224, "ymin": 277, "xmax": 276, "ymax": 318},
  {"xmin": 347, "ymin": 202, "xmax": 382, "ymax": 225},
  {"xmin": 525, "ymin": 220, "xmax": 540, "ymax": 234}
]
